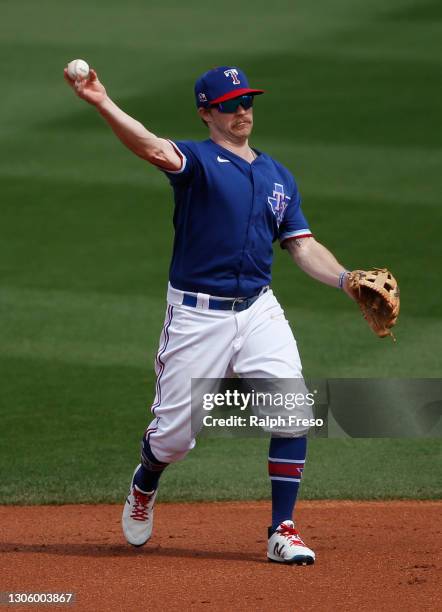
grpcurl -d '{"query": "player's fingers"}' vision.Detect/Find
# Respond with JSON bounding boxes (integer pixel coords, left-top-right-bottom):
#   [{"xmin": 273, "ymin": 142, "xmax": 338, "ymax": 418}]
[
  {"xmin": 89, "ymin": 68, "xmax": 98, "ymax": 82},
  {"xmin": 73, "ymin": 78, "xmax": 85, "ymax": 95}
]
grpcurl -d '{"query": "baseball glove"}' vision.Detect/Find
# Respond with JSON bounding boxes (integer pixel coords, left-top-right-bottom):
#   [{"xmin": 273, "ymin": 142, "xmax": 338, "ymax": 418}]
[{"xmin": 347, "ymin": 268, "xmax": 400, "ymax": 340}]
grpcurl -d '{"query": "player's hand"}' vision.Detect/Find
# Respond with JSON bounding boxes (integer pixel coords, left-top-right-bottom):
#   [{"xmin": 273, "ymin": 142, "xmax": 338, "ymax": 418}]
[
  {"xmin": 342, "ymin": 273, "xmax": 356, "ymax": 301},
  {"xmin": 64, "ymin": 68, "xmax": 107, "ymax": 106}
]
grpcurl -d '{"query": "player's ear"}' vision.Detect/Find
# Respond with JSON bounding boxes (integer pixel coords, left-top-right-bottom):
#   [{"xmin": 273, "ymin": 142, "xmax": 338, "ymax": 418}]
[{"xmin": 198, "ymin": 106, "xmax": 211, "ymax": 127}]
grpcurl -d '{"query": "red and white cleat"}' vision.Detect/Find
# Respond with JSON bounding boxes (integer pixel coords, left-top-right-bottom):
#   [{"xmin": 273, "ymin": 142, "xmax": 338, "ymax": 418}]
[
  {"xmin": 122, "ymin": 464, "xmax": 158, "ymax": 547},
  {"xmin": 267, "ymin": 520, "xmax": 315, "ymax": 565}
]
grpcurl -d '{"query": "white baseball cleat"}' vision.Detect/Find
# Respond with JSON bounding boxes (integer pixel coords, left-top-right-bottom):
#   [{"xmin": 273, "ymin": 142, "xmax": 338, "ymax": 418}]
[
  {"xmin": 122, "ymin": 464, "xmax": 158, "ymax": 547},
  {"xmin": 267, "ymin": 520, "xmax": 315, "ymax": 565}
]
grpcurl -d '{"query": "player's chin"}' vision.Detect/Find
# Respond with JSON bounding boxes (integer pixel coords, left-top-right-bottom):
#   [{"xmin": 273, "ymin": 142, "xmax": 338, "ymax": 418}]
[{"xmin": 232, "ymin": 122, "xmax": 253, "ymax": 136}]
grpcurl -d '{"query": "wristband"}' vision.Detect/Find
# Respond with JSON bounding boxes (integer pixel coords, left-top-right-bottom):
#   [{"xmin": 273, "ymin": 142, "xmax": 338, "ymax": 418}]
[{"xmin": 338, "ymin": 271, "xmax": 349, "ymax": 289}]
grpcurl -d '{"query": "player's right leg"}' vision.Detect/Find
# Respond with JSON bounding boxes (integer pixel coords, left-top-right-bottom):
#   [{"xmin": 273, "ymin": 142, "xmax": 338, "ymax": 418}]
[{"xmin": 122, "ymin": 294, "xmax": 237, "ymax": 546}]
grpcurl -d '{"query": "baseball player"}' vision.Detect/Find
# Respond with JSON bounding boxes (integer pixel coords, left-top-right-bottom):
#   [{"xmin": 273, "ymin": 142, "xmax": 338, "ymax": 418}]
[{"xmin": 64, "ymin": 64, "xmax": 355, "ymax": 565}]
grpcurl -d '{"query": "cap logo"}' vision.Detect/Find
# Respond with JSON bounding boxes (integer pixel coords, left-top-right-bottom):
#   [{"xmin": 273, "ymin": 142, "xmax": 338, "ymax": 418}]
[
  {"xmin": 224, "ymin": 69, "xmax": 240, "ymax": 85},
  {"xmin": 198, "ymin": 92, "xmax": 207, "ymax": 102}
]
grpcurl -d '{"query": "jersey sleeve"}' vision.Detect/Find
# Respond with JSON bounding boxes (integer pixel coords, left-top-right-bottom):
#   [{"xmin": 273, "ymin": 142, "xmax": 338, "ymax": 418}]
[
  {"xmin": 158, "ymin": 140, "xmax": 199, "ymax": 185},
  {"xmin": 278, "ymin": 180, "xmax": 313, "ymax": 248}
]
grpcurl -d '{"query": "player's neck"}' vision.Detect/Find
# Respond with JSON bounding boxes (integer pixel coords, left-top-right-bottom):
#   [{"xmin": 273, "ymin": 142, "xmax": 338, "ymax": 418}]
[{"xmin": 211, "ymin": 135, "xmax": 255, "ymax": 163}]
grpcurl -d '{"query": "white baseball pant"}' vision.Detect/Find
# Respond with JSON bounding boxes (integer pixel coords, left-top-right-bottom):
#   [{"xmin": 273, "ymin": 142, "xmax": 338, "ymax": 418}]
[{"xmin": 145, "ymin": 284, "xmax": 306, "ymax": 464}]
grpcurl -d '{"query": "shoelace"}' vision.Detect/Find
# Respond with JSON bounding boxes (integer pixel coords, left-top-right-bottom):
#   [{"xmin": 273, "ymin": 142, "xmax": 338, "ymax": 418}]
[
  {"xmin": 130, "ymin": 488, "xmax": 151, "ymax": 522},
  {"xmin": 278, "ymin": 524, "xmax": 306, "ymax": 547}
]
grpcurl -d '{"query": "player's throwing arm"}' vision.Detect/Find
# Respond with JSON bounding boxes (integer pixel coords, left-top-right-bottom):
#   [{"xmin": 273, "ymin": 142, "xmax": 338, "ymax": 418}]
[{"xmin": 63, "ymin": 59, "xmax": 182, "ymax": 171}]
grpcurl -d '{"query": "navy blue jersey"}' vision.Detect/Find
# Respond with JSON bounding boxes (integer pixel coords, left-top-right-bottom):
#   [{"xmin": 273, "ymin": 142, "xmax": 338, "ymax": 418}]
[{"xmin": 161, "ymin": 139, "xmax": 312, "ymax": 297}]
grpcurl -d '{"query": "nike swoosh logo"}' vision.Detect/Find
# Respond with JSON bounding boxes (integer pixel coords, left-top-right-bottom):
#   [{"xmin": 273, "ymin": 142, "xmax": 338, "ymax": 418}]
[{"xmin": 217, "ymin": 156, "xmax": 231, "ymax": 163}]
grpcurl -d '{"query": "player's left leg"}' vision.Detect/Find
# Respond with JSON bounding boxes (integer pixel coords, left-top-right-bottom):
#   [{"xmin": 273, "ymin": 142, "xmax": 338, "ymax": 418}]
[
  {"xmin": 231, "ymin": 289, "xmax": 315, "ymax": 564},
  {"xmin": 266, "ymin": 436, "xmax": 314, "ymax": 565}
]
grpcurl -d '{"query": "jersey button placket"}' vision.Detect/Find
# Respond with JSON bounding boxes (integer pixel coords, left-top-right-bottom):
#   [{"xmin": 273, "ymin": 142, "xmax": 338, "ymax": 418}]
[{"xmin": 237, "ymin": 164, "xmax": 257, "ymax": 295}]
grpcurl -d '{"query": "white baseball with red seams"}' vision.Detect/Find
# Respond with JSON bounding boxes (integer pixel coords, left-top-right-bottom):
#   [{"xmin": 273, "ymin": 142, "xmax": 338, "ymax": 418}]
[{"xmin": 67, "ymin": 59, "xmax": 89, "ymax": 80}]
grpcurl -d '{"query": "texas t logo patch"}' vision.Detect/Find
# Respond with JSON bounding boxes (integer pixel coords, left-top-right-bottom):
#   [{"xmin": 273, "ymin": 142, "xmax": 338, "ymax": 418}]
[
  {"xmin": 267, "ymin": 183, "xmax": 290, "ymax": 227},
  {"xmin": 224, "ymin": 68, "xmax": 240, "ymax": 84}
]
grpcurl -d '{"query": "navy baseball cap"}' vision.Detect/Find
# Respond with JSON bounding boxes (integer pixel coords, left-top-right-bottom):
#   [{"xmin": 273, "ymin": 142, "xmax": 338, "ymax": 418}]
[{"xmin": 195, "ymin": 66, "xmax": 264, "ymax": 108}]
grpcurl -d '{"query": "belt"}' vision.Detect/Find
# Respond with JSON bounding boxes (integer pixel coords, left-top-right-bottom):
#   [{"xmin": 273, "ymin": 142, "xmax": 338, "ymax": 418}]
[{"xmin": 181, "ymin": 287, "xmax": 269, "ymax": 312}]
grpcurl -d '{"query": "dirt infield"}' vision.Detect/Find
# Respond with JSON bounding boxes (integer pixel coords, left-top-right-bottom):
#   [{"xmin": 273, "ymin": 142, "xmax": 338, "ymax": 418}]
[{"xmin": 0, "ymin": 501, "xmax": 440, "ymax": 611}]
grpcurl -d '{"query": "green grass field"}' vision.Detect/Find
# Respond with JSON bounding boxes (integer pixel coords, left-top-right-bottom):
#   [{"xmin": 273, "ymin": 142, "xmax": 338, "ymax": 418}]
[{"xmin": 1, "ymin": 0, "xmax": 441, "ymax": 504}]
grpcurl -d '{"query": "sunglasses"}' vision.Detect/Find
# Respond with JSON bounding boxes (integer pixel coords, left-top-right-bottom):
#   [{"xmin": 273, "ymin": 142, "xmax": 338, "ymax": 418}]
[{"xmin": 211, "ymin": 95, "xmax": 254, "ymax": 113}]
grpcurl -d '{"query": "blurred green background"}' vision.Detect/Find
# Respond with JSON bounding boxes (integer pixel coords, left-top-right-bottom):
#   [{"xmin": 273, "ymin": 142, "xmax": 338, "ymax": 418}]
[{"xmin": 1, "ymin": 0, "xmax": 441, "ymax": 503}]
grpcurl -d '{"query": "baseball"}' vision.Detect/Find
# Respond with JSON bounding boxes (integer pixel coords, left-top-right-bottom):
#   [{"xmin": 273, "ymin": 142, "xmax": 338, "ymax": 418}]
[{"xmin": 67, "ymin": 59, "xmax": 90, "ymax": 80}]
